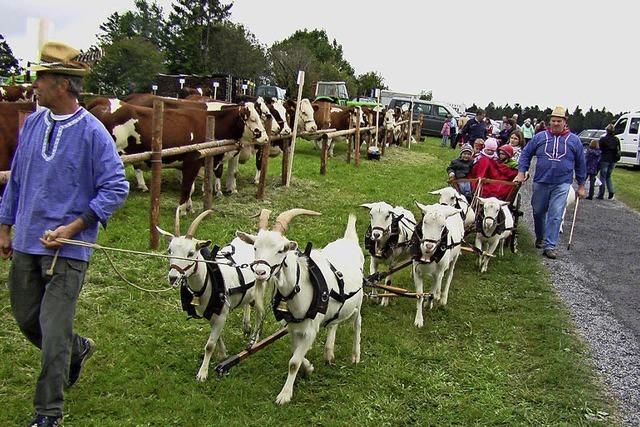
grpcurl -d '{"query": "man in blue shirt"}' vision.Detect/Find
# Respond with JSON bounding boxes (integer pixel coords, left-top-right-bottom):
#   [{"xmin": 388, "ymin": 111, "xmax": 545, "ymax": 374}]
[
  {"xmin": 0, "ymin": 42, "xmax": 129, "ymax": 427},
  {"xmin": 515, "ymin": 106, "xmax": 586, "ymax": 259}
]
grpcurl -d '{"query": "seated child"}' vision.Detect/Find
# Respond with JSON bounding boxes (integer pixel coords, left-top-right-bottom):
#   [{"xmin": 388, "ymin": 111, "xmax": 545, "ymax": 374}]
[
  {"xmin": 497, "ymin": 145, "xmax": 518, "ymax": 169},
  {"xmin": 447, "ymin": 144, "xmax": 474, "ymax": 199}
]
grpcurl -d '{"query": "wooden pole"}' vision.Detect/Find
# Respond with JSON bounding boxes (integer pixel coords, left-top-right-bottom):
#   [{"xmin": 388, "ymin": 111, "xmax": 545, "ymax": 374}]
[
  {"xmin": 346, "ymin": 117, "xmax": 353, "ymax": 164},
  {"xmin": 284, "ymin": 71, "xmax": 305, "ymax": 187},
  {"xmin": 320, "ymin": 135, "xmax": 328, "ymax": 175},
  {"xmin": 407, "ymin": 98, "xmax": 414, "ymax": 149},
  {"xmin": 281, "ymin": 138, "xmax": 290, "ymax": 186},
  {"xmin": 149, "ymin": 99, "xmax": 164, "ymax": 249},
  {"xmin": 416, "ymin": 113, "xmax": 423, "ymax": 142},
  {"xmin": 355, "ymin": 108, "xmax": 361, "ymax": 167},
  {"xmin": 203, "ymin": 116, "xmax": 216, "ymax": 210},
  {"xmin": 381, "ymin": 128, "xmax": 386, "ymax": 156},
  {"xmin": 374, "ymin": 90, "xmax": 381, "ymax": 147},
  {"xmin": 257, "ymin": 117, "xmax": 272, "ymax": 200}
]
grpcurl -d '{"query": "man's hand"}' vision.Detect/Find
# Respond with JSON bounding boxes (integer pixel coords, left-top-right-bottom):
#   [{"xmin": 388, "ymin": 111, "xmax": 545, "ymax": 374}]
[
  {"xmin": 0, "ymin": 224, "xmax": 12, "ymax": 260},
  {"xmin": 448, "ymin": 172, "xmax": 455, "ymax": 182},
  {"xmin": 39, "ymin": 218, "xmax": 86, "ymax": 249},
  {"xmin": 577, "ymin": 184, "xmax": 586, "ymax": 199},
  {"xmin": 513, "ymin": 172, "xmax": 526, "ymax": 183}
]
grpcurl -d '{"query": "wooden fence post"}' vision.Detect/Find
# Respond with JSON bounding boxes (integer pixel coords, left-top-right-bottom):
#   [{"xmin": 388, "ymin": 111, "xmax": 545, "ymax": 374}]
[
  {"xmin": 149, "ymin": 100, "xmax": 164, "ymax": 249},
  {"xmin": 281, "ymin": 138, "xmax": 290, "ymax": 186},
  {"xmin": 407, "ymin": 98, "xmax": 414, "ymax": 149},
  {"xmin": 355, "ymin": 110, "xmax": 361, "ymax": 167},
  {"xmin": 381, "ymin": 128, "xmax": 386, "ymax": 156},
  {"xmin": 346, "ymin": 119, "xmax": 353, "ymax": 164},
  {"xmin": 203, "ymin": 116, "xmax": 216, "ymax": 210},
  {"xmin": 284, "ymin": 70, "xmax": 305, "ymax": 187},
  {"xmin": 416, "ymin": 113, "xmax": 423, "ymax": 142},
  {"xmin": 257, "ymin": 117, "xmax": 272, "ymax": 200},
  {"xmin": 320, "ymin": 135, "xmax": 328, "ymax": 175}
]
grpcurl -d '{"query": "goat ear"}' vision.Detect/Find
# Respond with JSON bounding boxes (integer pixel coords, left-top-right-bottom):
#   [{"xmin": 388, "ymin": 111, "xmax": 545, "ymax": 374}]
[
  {"xmin": 429, "ymin": 189, "xmax": 443, "ymax": 195},
  {"xmin": 156, "ymin": 226, "xmax": 174, "ymax": 243},
  {"xmin": 286, "ymin": 241, "xmax": 298, "ymax": 252},
  {"xmin": 360, "ymin": 203, "xmax": 374, "ymax": 210},
  {"xmin": 499, "ymin": 201, "xmax": 510, "ymax": 207},
  {"xmin": 476, "ymin": 197, "xmax": 486, "ymax": 205},
  {"xmin": 196, "ymin": 239, "xmax": 211, "ymax": 250},
  {"xmin": 415, "ymin": 201, "xmax": 428, "ymax": 212},
  {"xmin": 236, "ymin": 231, "xmax": 257, "ymax": 245},
  {"xmin": 444, "ymin": 206, "xmax": 462, "ymax": 217}
]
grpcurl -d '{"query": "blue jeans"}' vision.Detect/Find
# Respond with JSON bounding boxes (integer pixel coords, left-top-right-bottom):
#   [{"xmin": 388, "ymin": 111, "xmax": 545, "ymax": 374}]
[
  {"xmin": 598, "ymin": 162, "xmax": 615, "ymax": 198},
  {"xmin": 531, "ymin": 182, "xmax": 571, "ymax": 250}
]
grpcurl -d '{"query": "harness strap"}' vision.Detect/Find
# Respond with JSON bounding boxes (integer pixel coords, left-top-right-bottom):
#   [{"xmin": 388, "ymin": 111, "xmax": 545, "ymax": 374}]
[
  {"xmin": 324, "ymin": 262, "xmax": 362, "ymax": 327},
  {"xmin": 228, "ymin": 266, "xmax": 255, "ymax": 309}
]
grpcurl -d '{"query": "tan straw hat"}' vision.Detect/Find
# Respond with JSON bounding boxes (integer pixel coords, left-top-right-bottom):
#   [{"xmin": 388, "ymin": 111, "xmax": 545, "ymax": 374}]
[
  {"xmin": 28, "ymin": 41, "xmax": 90, "ymax": 76},
  {"xmin": 550, "ymin": 106, "xmax": 568, "ymax": 119}
]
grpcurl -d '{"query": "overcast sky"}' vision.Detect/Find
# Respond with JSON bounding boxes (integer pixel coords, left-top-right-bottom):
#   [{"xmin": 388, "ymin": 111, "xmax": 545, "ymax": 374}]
[{"xmin": 2, "ymin": 0, "xmax": 637, "ymax": 114}]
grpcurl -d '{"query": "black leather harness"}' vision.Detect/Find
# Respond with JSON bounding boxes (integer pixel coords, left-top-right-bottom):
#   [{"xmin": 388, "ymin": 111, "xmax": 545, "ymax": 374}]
[
  {"xmin": 180, "ymin": 245, "xmax": 255, "ymax": 320},
  {"xmin": 410, "ymin": 217, "xmax": 461, "ymax": 264},
  {"xmin": 364, "ymin": 214, "xmax": 413, "ymax": 259},
  {"xmin": 271, "ymin": 242, "xmax": 361, "ymax": 325},
  {"xmin": 475, "ymin": 208, "xmax": 512, "ymax": 238}
]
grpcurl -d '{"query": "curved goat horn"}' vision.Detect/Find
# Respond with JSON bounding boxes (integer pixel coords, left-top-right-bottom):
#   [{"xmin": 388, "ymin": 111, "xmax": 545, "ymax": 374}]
[
  {"xmin": 174, "ymin": 207, "xmax": 181, "ymax": 236},
  {"xmin": 272, "ymin": 209, "xmax": 321, "ymax": 234},
  {"xmin": 186, "ymin": 210, "xmax": 213, "ymax": 239},
  {"xmin": 258, "ymin": 209, "xmax": 271, "ymax": 230}
]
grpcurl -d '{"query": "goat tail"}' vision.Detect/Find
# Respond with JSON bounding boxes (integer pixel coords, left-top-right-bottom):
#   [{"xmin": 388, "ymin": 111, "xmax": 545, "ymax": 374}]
[{"xmin": 344, "ymin": 214, "xmax": 359, "ymax": 242}]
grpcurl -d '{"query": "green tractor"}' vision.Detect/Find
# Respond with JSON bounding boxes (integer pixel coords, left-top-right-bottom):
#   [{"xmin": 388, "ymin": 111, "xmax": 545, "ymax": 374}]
[{"xmin": 313, "ymin": 81, "xmax": 380, "ymax": 108}]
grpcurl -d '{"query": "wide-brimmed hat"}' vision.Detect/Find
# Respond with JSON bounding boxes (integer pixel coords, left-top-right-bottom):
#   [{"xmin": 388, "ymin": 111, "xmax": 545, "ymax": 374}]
[
  {"xmin": 549, "ymin": 106, "xmax": 568, "ymax": 119},
  {"xmin": 28, "ymin": 41, "xmax": 90, "ymax": 76}
]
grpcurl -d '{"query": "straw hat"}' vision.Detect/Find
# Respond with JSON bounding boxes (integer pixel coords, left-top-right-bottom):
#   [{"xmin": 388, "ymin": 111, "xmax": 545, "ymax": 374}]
[
  {"xmin": 28, "ymin": 41, "xmax": 90, "ymax": 76},
  {"xmin": 549, "ymin": 106, "xmax": 568, "ymax": 119}
]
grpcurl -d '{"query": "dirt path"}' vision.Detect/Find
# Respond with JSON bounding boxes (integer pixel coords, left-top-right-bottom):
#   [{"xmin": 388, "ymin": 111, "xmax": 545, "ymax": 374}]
[{"xmin": 519, "ymin": 183, "xmax": 640, "ymax": 426}]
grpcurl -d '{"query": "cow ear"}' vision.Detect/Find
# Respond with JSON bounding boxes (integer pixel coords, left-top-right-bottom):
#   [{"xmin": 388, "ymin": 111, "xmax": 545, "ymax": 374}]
[
  {"xmin": 312, "ymin": 104, "xmax": 319, "ymax": 112},
  {"xmin": 240, "ymin": 107, "xmax": 250, "ymax": 120}
]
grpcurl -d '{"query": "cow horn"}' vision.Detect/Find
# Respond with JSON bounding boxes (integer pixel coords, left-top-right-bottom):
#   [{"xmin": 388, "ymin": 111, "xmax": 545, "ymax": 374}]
[
  {"xmin": 272, "ymin": 209, "xmax": 321, "ymax": 233},
  {"xmin": 186, "ymin": 210, "xmax": 213, "ymax": 239},
  {"xmin": 174, "ymin": 207, "xmax": 181, "ymax": 236}
]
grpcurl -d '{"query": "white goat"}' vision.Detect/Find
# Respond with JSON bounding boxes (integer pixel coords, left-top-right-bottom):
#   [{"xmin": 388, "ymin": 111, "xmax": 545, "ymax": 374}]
[
  {"xmin": 475, "ymin": 197, "xmax": 514, "ymax": 273},
  {"xmin": 157, "ymin": 209, "xmax": 268, "ymax": 382},
  {"xmin": 412, "ymin": 202, "xmax": 464, "ymax": 328},
  {"xmin": 237, "ymin": 209, "xmax": 364, "ymax": 405},
  {"xmin": 360, "ymin": 202, "xmax": 416, "ymax": 307},
  {"xmin": 560, "ymin": 186, "xmax": 577, "ymax": 233},
  {"xmin": 430, "ymin": 187, "xmax": 476, "ymax": 231}
]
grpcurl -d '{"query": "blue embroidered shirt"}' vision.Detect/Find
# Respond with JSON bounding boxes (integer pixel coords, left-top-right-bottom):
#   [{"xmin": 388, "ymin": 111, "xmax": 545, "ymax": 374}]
[{"xmin": 0, "ymin": 107, "xmax": 129, "ymax": 261}]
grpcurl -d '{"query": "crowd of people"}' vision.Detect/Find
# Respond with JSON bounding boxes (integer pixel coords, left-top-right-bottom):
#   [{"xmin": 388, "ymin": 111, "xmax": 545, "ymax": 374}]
[{"xmin": 444, "ymin": 106, "xmax": 621, "ymax": 260}]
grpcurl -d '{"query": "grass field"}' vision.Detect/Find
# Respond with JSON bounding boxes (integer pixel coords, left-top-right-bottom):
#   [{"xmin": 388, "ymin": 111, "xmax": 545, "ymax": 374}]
[
  {"xmin": 0, "ymin": 137, "xmax": 616, "ymax": 426},
  {"xmin": 612, "ymin": 165, "xmax": 640, "ymax": 211}
]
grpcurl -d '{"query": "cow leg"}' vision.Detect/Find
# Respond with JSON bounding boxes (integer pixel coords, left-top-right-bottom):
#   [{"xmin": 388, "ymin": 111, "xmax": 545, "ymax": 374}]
[
  {"xmin": 413, "ymin": 264, "xmax": 425, "ymax": 328},
  {"xmin": 196, "ymin": 312, "xmax": 228, "ymax": 381},
  {"xmin": 328, "ymin": 138, "xmax": 335, "ymax": 157},
  {"xmin": 179, "ymin": 160, "xmax": 200, "ymax": 216},
  {"xmin": 440, "ymin": 254, "xmax": 460, "ymax": 306},
  {"xmin": 277, "ymin": 330, "xmax": 316, "ymax": 405},
  {"xmin": 134, "ymin": 167, "xmax": 149, "ymax": 192},
  {"xmin": 254, "ymin": 146, "xmax": 263, "ymax": 184},
  {"xmin": 214, "ymin": 156, "xmax": 224, "ymax": 197},
  {"xmin": 225, "ymin": 154, "xmax": 239, "ymax": 194},
  {"xmin": 324, "ymin": 323, "xmax": 338, "ymax": 363}
]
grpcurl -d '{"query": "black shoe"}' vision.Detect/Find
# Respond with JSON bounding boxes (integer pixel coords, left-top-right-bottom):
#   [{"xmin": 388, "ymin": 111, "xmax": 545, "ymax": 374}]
[
  {"xmin": 28, "ymin": 414, "xmax": 62, "ymax": 427},
  {"xmin": 535, "ymin": 239, "xmax": 543, "ymax": 249},
  {"xmin": 596, "ymin": 195, "xmax": 604, "ymax": 200},
  {"xmin": 543, "ymin": 249, "xmax": 557, "ymax": 259},
  {"xmin": 67, "ymin": 337, "xmax": 95, "ymax": 389},
  {"xmin": 585, "ymin": 196, "xmax": 593, "ymax": 200},
  {"xmin": 608, "ymin": 193, "xmax": 615, "ymax": 200}
]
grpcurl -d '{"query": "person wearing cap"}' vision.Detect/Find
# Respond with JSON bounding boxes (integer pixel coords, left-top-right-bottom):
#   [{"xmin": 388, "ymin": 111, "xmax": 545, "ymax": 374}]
[
  {"xmin": 497, "ymin": 144, "xmax": 518, "ymax": 169},
  {"xmin": 0, "ymin": 41, "xmax": 129, "ymax": 427},
  {"xmin": 521, "ymin": 118, "xmax": 535, "ymax": 144},
  {"xmin": 515, "ymin": 106, "xmax": 586, "ymax": 259},
  {"xmin": 447, "ymin": 144, "xmax": 474, "ymax": 199}
]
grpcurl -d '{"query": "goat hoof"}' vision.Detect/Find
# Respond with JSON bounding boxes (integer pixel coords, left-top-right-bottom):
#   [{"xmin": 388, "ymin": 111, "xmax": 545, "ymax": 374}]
[
  {"xmin": 138, "ymin": 186, "xmax": 149, "ymax": 192},
  {"xmin": 303, "ymin": 363, "xmax": 315, "ymax": 376},
  {"xmin": 196, "ymin": 371, "xmax": 208, "ymax": 382},
  {"xmin": 324, "ymin": 352, "xmax": 335, "ymax": 364},
  {"xmin": 351, "ymin": 353, "xmax": 360, "ymax": 364},
  {"xmin": 414, "ymin": 318, "xmax": 424, "ymax": 328},
  {"xmin": 276, "ymin": 391, "xmax": 292, "ymax": 405}
]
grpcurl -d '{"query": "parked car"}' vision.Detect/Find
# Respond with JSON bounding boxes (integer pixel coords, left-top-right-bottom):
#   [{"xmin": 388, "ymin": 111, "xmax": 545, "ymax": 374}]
[
  {"xmin": 612, "ymin": 113, "xmax": 640, "ymax": 166},
  {"xmin": 387, "ymin": 98, "xmax": 459, "ymax": 136},
  {"xmin": 578, "ymin": 129, "xmax": 606, "ymax": 148}
]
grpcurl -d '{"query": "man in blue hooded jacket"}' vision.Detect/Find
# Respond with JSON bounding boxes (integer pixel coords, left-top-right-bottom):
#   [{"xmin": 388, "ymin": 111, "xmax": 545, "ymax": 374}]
[{"xmin": 515, "ymin": 106, "xmax": 586, "ymax": 259}]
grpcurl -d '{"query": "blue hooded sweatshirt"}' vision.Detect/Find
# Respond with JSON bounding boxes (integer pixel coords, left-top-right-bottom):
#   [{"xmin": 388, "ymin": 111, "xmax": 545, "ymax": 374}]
[{"xmin": 518, "ymin": 129, "xmax": 586, "ymax": 185}]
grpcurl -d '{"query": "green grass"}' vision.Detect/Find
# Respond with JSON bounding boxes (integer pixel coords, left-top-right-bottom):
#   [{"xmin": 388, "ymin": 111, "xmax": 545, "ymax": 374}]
[
  {"xmin": 612, "ymin": 165, "xmax": 640, "ymax": 210},
  {"xmin": 0, "ymin": 137, "xmax": 616, "ymax": 426}
]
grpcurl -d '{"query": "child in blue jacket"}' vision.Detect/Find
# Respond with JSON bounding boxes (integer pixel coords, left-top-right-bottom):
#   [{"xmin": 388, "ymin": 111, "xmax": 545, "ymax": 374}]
[{"xmin": 585, "ymin": 140, "xmax": 601, "ymax": 200}]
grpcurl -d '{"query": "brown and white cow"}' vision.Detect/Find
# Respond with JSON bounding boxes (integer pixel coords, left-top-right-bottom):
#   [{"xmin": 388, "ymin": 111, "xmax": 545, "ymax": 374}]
[
  {"xmin": 88, "ymin": 99, "xmax": 267, "ymax": 214},
  {"xmin": 284, "ymin": 99, "xmax": 318, "ymax": 134},
  {"xmin": 0, "ymin": 85, "xmax": 35, "ymax": 102},
  {"xmin": 312, "ymin": 101, "xmax": 363, "ymax": 157}
]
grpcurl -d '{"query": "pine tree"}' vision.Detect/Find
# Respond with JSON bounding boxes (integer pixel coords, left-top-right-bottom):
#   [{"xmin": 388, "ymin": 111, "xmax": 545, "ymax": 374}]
[{"xmin": 0, "ymin": 34, "xmax": 20, "ymax": 76}]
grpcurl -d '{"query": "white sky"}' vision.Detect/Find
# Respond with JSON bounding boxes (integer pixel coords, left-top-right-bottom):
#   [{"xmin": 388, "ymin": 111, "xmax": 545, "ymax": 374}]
[{"xmin": 2, "ymin": 0, "xmax": 637, "ymax": 114}]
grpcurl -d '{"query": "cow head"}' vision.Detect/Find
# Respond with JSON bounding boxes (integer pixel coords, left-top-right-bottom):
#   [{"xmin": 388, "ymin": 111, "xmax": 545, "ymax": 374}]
[
  {"xmin": 157, "ymin": 209, "xmax": 212, "ymax": 287},
  {"xmin": 430, "ymin": 187, "xmax": 467, "ymax": 208},
  {"xmin": 268, "ymin": 99, "xmax": 292, "ymax": 136},
  {"xmin": 237, "ymin": 209, "xmax": 320, "ymax": 281},
  {"xmin": 384, "ymin": 109, "xmax": 396, "ymax": 131},
  {"xmin": 240, "ymin": 102, "xmax": 268, "ymax": 145},
  {"xmin": 360, "ymin": 201, "xmax": 396, "ymax": 241},
  {"xmin": 414, "ymin": 202, "xmax": 460, "ymax": 256},
  {"xmin": 255, "ymin": 97, "xmax": 280, "ymax": 135},
  {"xmin": 298, "ymin": 99, "xmax": 318, "ymax": 132},
  {"xmin": 349, "ymin": 106, "xmax": 365, "ymax": 128}
]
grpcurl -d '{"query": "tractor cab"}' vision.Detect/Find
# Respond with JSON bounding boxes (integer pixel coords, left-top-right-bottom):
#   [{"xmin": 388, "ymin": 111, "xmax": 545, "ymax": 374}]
[{"xmin": 314, "ymin": 81, "xmax": 349, "ymax": 105}]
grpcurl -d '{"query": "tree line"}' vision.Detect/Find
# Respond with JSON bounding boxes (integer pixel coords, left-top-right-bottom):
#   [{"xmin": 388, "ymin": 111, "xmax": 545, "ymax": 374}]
[{"xmin": 0, "ymin": 0, "xmax": 626, "ymax": 132}]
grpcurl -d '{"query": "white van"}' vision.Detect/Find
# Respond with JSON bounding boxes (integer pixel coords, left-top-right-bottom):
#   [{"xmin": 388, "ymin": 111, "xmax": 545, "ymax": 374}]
[{"xmin": 613, "ymin": 112, "xmax": 640, "ymax": 166}]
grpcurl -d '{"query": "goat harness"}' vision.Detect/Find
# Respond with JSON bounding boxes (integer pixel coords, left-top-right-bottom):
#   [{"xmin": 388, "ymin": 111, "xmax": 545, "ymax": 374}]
[
  {"xmin": 364, "ymin": 214, "xmax": 414, "ymax": 259},
  {"xmin": 271, "ymin": 242, "xmax": 361, "ymax": 326},
  {"xmin": 180, "ymin": 245, "xmax": 256, "ymax": 320},
  {"xmin": 410, "ymin": 217, "xmax": 462, "ymax": 264},
  {"xmin": 475, "ymin": 208, "xmax": 513, "ymax": 238}
]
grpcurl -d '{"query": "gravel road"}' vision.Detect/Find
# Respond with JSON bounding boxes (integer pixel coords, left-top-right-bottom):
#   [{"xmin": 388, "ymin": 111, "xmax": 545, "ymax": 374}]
[{"xmin": 519, "ymin": 182, "xmax": 640, "ymax": 426}]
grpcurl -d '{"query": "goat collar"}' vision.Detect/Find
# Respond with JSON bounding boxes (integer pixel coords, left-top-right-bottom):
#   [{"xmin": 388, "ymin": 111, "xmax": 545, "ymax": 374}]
[
  {"xmin": 476, "ymin": 208, "xmax": 508, "ymax": 238},
  {"xmin": 364, "ymin": 213, "xmax": 414, "ymax": 259},
  {"xmin": 410, "ymin": 218, "xmax": 460, "ymax": 264}
]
